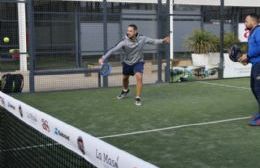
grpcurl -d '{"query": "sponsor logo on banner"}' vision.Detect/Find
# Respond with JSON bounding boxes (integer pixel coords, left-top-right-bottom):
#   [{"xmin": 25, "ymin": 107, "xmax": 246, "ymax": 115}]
[
  {"xmin": 27, "ymin": 112, "xmax": 38, "ymax": 125},
  {"xmin": 54, "ymin": 128, "xmax": 70, "ymax": 141},
  {"xmin": 41, "ymin": 119, "xmax": 50, "ymax": 132},
  {"xmin": 0, "ymin": 96, "xmax": 5, "ymax": 107},
  {"xmin": 0, "ymin": 93, "xmax": 158, "ymax": 168},
  {"xmin": 77, "ymin": 136, "xmax": 85, "ymax": 155},
  {"xmin": 7, "ymin": 102, "xmax": 16, "ymax": 110},
  {"xmin": 238, "ymin": 23, "xmax": 250, "ymax": 42},
  {"xmin": 18, "ymin": 105, "xmax": 23, "ymax": 118},
  {"xmin": 96, "ymin": 149, "xmax": 119, "ymax": 168},
  {"xmin": 244, "ymin": 29, "xmax": 250, "ymax": 39}
]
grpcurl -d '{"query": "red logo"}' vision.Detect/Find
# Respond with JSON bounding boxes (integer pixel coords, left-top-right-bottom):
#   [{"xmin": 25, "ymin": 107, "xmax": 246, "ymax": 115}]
[
  {"xmin": 41, "ymin": 119, "xmax": 50, "ymax": 132},
  {"xmin": 243, "ymin": 28, "xmax": 250, "ymax": 39}
]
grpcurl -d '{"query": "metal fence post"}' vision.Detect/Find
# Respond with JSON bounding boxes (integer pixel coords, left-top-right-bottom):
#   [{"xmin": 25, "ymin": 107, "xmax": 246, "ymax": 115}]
[
  {"xmin": 18, "ymin": 0, "xmax": 28, "ymax": 71},
  {"xmin": 103, "ymin": 0, "xmax": 108, "ymax": 87},
  {"xmin": 156, "ymin": 0, "xmax": 163, "ymax": 83},
  {"xmin": 75, "ymin": 2, "xmax": 82, "ymax": 68},
  {"xmin": 219, "ymin": 0, "xmax": 225, "ymax": 79},
  {"xmin": 27, "ymin": 0, "xmax": 35, "ymax": 93},
  {"xmin": 165, "ymin": 0, "xmax": 171, "ymax": 82},
  {"xmin": 232, "ymin": 7, "xmax": 239, "ymax": 38},
  {"xmin": 200, "ymin": 6, "xmax": 204, "ymax": 30}
]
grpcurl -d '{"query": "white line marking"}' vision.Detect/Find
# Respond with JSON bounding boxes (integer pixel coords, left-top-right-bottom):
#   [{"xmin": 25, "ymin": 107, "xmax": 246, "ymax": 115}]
[
  {"xmin": 98, "ymin": 116, "xmax": 251, "ymax": 139},
  {"xmin": 197, "ymin": 81, "xmax": 250, "ymax": 90},
  {"xmin": 1, "ymin": 81, "xmax": 251, "ymax": 151}
]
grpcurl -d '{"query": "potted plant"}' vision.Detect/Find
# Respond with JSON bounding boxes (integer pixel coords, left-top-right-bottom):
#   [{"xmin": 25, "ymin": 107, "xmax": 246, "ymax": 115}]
[
  {"xmin": 223, "ymin": 32, "xmax": 240, "ymax": 50},
  {"xmin": 186, "ymin": 30, "xmax": 219, "ymax": 66}
]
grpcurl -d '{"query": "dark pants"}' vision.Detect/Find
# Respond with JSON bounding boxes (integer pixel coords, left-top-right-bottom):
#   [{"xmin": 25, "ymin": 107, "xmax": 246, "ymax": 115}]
[{"xmin": 250, "ymin": 62, "xmax": 260, "ymax": 112}]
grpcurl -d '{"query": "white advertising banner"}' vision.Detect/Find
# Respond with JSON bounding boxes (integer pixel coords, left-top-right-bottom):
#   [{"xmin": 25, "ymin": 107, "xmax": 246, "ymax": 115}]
[
  {"xmin": 238, "ymin": 23, "xmax": 249, "ymax": 42},
  {"xmin": 0, "ymin": 92, "xmax": 158, "ymax": 168},
  {"xmin": 223, "ymin": 53, "xmax": 252, "ymax": 78}
]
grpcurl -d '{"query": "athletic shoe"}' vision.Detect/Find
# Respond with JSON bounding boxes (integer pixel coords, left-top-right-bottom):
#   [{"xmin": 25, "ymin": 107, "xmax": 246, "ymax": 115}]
[
  {"xmin": 250, "ymin": 112, "xmax": 260, "ymax": 120},
  {"xmin": 249, "ymin": 113, "xmax": 260, "ymax": 126},
  {"xmin": 135, "ymin": 97, "xmax": 142, "ymax": 106},
  {"xmin": 117, "ymin": 89, "xmax": 130, "ymax": 99}
]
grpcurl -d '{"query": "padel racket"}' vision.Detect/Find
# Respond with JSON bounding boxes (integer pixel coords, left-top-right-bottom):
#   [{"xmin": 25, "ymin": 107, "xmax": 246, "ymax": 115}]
[
  {"xmin": 100, "ymin": 63, "xmax": 112, "ymax": 77},
  {"xmin": 229, "ymin": 44, "xmax": 242, "ymax": 62}
]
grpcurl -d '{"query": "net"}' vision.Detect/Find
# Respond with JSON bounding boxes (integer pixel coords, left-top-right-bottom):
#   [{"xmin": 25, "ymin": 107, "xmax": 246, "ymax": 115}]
[
  {"xmin": 0, "ymin": 92, "xmax": 158, "ymax": 168},
  {"xmin": 0, "ymin": 109, "xmax": 96, "ymax": 168}
]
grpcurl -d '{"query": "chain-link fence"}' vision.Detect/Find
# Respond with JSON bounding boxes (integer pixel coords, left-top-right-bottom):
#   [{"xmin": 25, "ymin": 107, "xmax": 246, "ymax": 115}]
[
  {"xmin": 29, "ymin": 0, "xmax": 170, "ymax": 92},
  {"xmin": 0, "ymin": 1, "xmax": 20, "ymax": 72},
  {"xmin": 1, "ymin": 0, "xmax": 259, "ymax": 92},
  {"xmin": 171, "ymin": 4, "xmax": 260, "ymax": 83}
]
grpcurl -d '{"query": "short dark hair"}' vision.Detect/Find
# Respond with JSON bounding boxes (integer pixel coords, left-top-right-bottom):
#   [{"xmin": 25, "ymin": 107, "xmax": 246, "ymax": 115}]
[
  {"xmin": 128, "ymin": 24, "xmax": 138, "ymax": 30},
  {"xmin": 248, "ymin": 13, "xmax": 259, "ymax": 22}
]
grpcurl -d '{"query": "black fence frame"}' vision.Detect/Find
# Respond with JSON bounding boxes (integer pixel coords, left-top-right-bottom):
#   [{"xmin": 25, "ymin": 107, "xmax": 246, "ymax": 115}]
[
  {"xmin": 24, "ymin": 0, "xmax": 171, "ymax": 92},
  {"xmin": 2, "ymin": 0, "xmax": 252, "ymax": 92}
]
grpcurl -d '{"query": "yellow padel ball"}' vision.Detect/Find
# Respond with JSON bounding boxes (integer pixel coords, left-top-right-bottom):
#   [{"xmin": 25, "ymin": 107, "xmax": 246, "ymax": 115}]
[{"xmin": 3, "ymin": 37, "xmax": 10, "ymax": 43}]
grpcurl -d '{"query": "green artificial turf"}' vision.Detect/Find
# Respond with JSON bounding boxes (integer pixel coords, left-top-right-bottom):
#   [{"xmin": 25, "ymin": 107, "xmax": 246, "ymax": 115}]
[{"xmin": 13, "ymin": 78, "xmax": 260, "ymax": 168}]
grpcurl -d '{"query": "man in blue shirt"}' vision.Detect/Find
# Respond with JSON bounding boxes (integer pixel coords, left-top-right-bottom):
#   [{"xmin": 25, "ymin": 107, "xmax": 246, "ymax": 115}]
[{"xmin": 239, "ymin": 13, "xmax": 260, "ymax": 126}]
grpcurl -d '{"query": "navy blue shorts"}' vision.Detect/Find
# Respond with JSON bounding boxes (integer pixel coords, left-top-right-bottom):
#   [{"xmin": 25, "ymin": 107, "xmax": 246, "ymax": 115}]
[
  {"xmin": 122, "ymin": 62, "xmax": 144, "ymax": 76},
  {"xmin": 251, "ymin": 62, "xmax": 260, "ymax": 112}
]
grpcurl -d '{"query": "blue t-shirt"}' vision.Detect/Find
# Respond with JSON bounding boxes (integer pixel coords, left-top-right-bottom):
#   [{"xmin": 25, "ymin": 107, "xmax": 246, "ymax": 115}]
[{"xmin": 248, "ymin": 25, "xmax": 260, "ymax": 65}]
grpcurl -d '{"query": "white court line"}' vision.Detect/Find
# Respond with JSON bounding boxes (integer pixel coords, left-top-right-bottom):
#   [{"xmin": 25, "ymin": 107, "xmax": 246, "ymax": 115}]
[
  {"xmin": 2, "ymin": 81, "xmax": 250, "ymax": 150},
  {"xmin": 197, "ymin": 81, "xmax": 250, "ymax": 90},
  {"xmin": 99, "ymin": 81, "xmax": 251, "ymax": 139},
  {"xmin": 99, "ymin": 116, "xmax": 251, "ymax": 139},
  {"xmin": 1, "ymin": 117, "xmax": 251, "ymax": 150}
]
